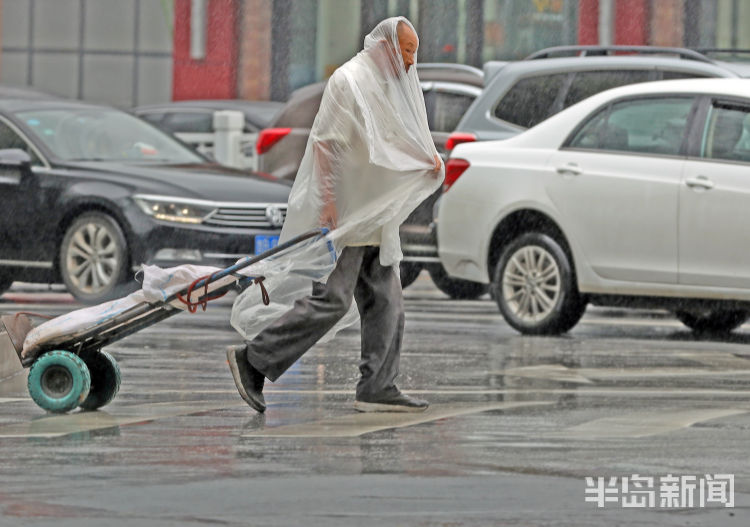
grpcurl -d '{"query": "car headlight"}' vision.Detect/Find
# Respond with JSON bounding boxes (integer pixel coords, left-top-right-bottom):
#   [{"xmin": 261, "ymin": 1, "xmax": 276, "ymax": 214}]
[{"xmin": 133, "ymin": 195, "xmax": 217, "ymax": 224}]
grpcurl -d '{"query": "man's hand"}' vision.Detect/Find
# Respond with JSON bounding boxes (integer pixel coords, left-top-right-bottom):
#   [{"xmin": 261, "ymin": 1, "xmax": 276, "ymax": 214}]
[
  {"xmin": 319, "ymin": 200, "xmax": 338, "ymax": 229},
  {"xmin": 432, "ymin": 154, "xmax": 442, "ymax": 177}
]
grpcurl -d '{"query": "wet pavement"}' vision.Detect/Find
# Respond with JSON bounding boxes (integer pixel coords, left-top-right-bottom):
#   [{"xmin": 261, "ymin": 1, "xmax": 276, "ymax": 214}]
[{"xmin": 1, "ymin": 275, "xmax": 749, "ymax": 525}]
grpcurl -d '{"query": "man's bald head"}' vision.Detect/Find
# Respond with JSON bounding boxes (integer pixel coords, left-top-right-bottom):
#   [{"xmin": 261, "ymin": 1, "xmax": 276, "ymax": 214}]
[{"xmin": 396, "ymin": 21, "xmax": 418, "ymax": 72}]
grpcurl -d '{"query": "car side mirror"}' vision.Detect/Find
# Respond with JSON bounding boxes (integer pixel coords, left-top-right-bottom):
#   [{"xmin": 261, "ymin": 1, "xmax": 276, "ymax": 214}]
[{"xmin": 0, "ymin": 148, "xmax": 32, "ymax": 168}]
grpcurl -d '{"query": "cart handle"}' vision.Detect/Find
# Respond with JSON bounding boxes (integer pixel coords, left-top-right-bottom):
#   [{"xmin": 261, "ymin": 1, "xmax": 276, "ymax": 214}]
[{"xmin": 172, "ymin": 228, "xmax": 330, "ymax": 312}]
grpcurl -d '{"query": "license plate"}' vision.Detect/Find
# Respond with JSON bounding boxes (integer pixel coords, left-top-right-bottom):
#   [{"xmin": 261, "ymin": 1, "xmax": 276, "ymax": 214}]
[{"xmin": 254, "ymin": 235, "xmax": 279, "ymax": 255}]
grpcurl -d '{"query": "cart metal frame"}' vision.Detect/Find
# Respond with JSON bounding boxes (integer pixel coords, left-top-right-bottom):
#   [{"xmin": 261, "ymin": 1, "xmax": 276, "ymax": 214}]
[{"xmin": 2, "ymin": 229, "xmax": 330, "ymax": 368}]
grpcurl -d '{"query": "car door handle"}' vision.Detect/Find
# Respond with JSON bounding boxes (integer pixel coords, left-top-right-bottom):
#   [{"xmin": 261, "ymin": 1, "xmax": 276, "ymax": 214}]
[
  {"xmin": 556, "ymin": 163, "xmax": 582, "ymax": 176},
  {"xmin": 685, "ymin": 175, "xmax": 714, "ymax": 190}
]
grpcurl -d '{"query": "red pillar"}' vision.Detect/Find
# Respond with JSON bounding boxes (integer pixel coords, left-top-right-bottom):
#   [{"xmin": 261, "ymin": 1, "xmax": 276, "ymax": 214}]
[
  {"xmin": 172, "ymin": 0, "xmax": 239, "ymax": 101},
  {"xmin": 614, "ymin": 0, "xmax": 649, "ymax": 45},
  {"xmin": 578, "ymin": 0, "xmax": 599, "ymax": 45},
  {"xmin": 578, "ymin": 0, "xmax": 649, "ymax": 46}
]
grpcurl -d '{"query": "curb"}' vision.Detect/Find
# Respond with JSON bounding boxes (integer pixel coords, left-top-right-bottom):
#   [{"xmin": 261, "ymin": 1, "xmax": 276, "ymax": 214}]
[{"xmin": 1, "ymin": 292, "xmax": 76, "ymax": 305}]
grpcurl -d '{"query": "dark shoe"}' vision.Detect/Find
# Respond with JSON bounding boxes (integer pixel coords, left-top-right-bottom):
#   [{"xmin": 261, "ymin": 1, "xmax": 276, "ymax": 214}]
[
  {"xmin": 354, "ymin": 391, "xmax": 429, "ymax": 413},
  {"xmin": 226, "ymin": 345, "xmax": 266, "ymax": 413}
]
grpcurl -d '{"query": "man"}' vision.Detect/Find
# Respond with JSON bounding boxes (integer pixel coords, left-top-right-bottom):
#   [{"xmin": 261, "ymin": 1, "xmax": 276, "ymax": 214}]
[{"xmin": 227, "ymin": 17, "xmax": 442, "ymax": 413}]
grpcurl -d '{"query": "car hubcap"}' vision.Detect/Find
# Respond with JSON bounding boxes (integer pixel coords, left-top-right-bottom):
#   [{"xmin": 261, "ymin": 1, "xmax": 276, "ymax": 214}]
[
  {"xmin": 502, "ymin": 246, "xmax": 561, "ymax": 323},
  {"xmin": 66, "ymin": 222, "xmax": 118, "ymax": 294}
]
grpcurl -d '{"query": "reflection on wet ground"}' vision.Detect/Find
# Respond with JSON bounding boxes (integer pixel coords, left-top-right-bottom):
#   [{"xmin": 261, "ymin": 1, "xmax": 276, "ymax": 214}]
[{"xmin": 1, "ymin": 277, "xmax": 750, "ymax": 524}]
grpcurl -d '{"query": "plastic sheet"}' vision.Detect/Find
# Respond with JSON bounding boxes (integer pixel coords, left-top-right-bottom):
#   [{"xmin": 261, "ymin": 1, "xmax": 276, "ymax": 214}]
[
  {"xmin": 231, "ymin": 16, "xmax": 443, "ymax": 342},
  {"xmin": 22, "ymin": 17, "xmax": 442, "ymax": 355}
]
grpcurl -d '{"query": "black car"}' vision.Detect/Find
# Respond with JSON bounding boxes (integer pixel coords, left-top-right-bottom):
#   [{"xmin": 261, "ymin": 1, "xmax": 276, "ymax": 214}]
[{"xmin": 0, "ymin": 98, "xmax": 290, "ymax": 303}]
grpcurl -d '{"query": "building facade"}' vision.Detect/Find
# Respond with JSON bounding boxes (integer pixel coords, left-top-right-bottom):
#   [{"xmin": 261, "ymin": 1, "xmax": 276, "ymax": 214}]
[
  {"xmin": 174, "ymin": 0, "xmax": 750, "ymax": 103},
  {"xmin": 1, "ymin": 0, "xmax": 749, "ymax": 107},
  {"xmin": 0, "ymin": 0, "xmax": 174, "ymax": 107}
]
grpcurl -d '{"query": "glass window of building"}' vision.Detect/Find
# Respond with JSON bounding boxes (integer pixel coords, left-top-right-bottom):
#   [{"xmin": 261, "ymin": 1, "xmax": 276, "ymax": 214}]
[{"xmin": 482, "ymin": 0, "xmax": 578, "ymax": 61}]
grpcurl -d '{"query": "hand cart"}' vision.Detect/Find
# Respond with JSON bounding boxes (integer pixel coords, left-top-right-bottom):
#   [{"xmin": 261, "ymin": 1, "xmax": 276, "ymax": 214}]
[{"xmin": 0, "ymin": 229, "xmax": 331, "ymax": 413}]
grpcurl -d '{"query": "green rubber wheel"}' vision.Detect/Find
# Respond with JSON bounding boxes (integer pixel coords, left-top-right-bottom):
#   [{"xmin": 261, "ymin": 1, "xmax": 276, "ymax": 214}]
[
  {"xmin": 79, "ymin": 351, "xmax": 121, "ymax": 411},
  {"xmin": 27, "ymin": 350, "xmax": 91, "ymax": 413}
]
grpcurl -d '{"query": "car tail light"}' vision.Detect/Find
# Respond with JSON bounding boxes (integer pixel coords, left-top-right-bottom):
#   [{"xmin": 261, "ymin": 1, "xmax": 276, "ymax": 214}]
[
  {"xmin": 445, "ymin": 132, "xmax": 476, "ymax": 152},
  {"xmin": 256, "ymin": 128, "xmax": 292, "ymax": 155},
  {"xmin": 443, "ymin": 158, "xmax": 470, "ymax": 192}
]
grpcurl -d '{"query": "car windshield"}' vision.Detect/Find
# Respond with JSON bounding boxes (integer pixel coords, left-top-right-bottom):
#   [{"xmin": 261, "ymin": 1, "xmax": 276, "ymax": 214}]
[{"xmin": 16, "ymin": 107, "xmax": 204, "ymax": 163}]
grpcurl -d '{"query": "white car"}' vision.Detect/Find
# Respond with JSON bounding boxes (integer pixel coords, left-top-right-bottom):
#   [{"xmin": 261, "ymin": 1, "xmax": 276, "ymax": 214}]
[{"xmin": 438, "ymin": 78, "xmax": 750, "ymax": 335}]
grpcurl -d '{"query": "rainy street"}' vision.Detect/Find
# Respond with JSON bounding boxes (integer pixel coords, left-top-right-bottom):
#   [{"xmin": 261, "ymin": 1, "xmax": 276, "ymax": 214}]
[
  {"xmin": 3, "ymin": 0, "xmax": 750, "ymax": 525},
  {"xmin": 0, "ymin": 275, "xmax": 748, "ymax": 526}
]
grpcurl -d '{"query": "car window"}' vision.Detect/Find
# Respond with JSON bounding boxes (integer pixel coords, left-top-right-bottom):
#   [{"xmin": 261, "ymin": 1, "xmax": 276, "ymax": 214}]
[
  {"xmin": 432, "ymin": 91, "xmax": 476, "ymax": 133},
  {"xmin": 138, "ymin": 112, "xmax": 166, "ymax": 126},
  {"xmin": 271, "ymin": 84, "xmax": 324, "ymax": 129},
  {"xmin": 563, "ymin": 70, "xmax": 653, "ymax": 108},
  {"xmin": 0, "ymin": 119, "xmax": 42, "ymax": 166},
  {"xmin": 568, "ymin": 97, "xmax": 694, "ymax": 156},
  {"xmin": 660, "ymin": 71, "xmax": 712, "ymax": 81},
  {"xmin": 162, "ymin": 112, "xmax": 214, "ymax": 134},
  {"xmin": 422, "ymin": 88, "xmax": 436, "ymax": 130},
  {"xmin": 18, "ymin": 108, "xmax": 204, "ymax": 163},
  {"xmin": 701, "ymin": 103, "xmax": 750, "ymax": 163},
  {"xmin": 493, "ymin": 73, "xmax": 567, "ymax": 128}
]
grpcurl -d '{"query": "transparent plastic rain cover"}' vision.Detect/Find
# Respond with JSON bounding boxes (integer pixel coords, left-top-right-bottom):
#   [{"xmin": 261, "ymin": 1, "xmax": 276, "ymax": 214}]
[{"xmin": 22, "ymin": 17, "xmax": 443, "ymax": 355}]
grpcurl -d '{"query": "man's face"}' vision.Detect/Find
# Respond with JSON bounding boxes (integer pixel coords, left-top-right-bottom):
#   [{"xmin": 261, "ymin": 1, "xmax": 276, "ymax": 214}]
[{"xmin": 397, "ymin": 26, "xmax": 418, "ymax": 73}]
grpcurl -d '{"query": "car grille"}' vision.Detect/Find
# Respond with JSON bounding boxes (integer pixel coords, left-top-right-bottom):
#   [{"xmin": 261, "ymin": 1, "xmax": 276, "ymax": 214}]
[{"xmin": 204, "ymin": 204, "xmax": 287, "ymax": 228}]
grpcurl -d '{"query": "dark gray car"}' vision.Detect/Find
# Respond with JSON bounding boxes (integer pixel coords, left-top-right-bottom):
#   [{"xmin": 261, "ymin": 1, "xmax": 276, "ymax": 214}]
[
  {"xmin": 255, "ymin": 63, "xmax": 488, "ymax": 298},
  {"xmin": 449, "ymin": 46, "xmax": 750, "ymax": 148}
]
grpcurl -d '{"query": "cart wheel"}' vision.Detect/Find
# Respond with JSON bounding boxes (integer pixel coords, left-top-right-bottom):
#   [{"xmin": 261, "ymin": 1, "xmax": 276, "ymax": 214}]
[
  {"xmin": 27, "ymin": 351, "xmax": 91, "ymax": 413},
  {"xmin": 79, "ymin": 351, "xmax": 121, "ymax": 411}
]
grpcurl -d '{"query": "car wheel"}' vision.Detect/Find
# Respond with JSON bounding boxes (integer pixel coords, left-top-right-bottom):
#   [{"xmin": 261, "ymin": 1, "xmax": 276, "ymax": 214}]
[
  {"xmin": 60, "ymin": 212, "xmax": 129, "ymax": 304},
  {"xmin": 492, "ymin": 233, "xmax": 586, "ymax": 335},
  {"xmin": 399, "ymin": 262, "xmax": 422, "ymax": 289},
  {"xmin": 675, "ymin": 309, "xmax": 748, "ymax": 334},
  {"xmin": 428, "ymin": 264, "xmax": 489, "ymax": 300}
]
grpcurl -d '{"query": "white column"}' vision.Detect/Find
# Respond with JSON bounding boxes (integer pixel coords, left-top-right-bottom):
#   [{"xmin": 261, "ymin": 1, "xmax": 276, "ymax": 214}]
[
  {"xmin": 598, "ymin": 0, "xmax": 615, "ymax": 46},
  {"xmin": 213, "ymin": 111, "xmax": 245, "ymax": 169},
  {"xmin": 190, "ymin": 0, "xmax": 207, "ymax": 60}
]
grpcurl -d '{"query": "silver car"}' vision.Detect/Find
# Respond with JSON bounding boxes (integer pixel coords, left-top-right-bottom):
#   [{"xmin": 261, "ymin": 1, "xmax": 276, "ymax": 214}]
[{"xmin": 447, "ymin": 45, "xmax": 750, "ymax": 148}]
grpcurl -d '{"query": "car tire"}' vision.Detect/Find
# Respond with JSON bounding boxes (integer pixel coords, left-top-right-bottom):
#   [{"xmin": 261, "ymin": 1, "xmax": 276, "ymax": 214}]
[
  {"xmin": 492, "ymin": 233, "xmax": 586, "ymax": 335},
  {"xmin": 675, "ymin": 309, "xmax": 748, "ymax": 334},
  {"xmin": 428, "ymin": 264, "xmax": 489, "ymax": 300},
  {"xmin": 399, "ymin": 262, "xmax": 422, "ymax": 289},
  {"xmin": 59, "ymin": 212, "xmax": 130, "ymax": 304}
]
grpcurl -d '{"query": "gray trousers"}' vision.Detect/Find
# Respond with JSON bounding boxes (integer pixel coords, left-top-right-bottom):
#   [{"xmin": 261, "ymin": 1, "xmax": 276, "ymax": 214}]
[{"xmin": 244, "ymin": 245, "xmax": 404, "ymax": 399}]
